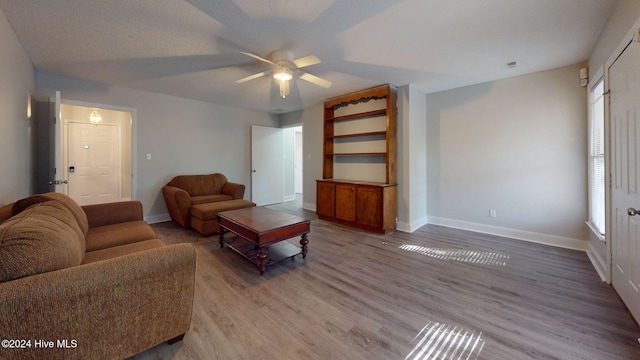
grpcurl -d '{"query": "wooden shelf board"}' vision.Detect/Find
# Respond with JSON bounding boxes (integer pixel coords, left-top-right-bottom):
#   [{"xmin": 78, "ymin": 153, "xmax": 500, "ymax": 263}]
[
  {"xmin": 326, "ymin": 109, "xmax": 387, "ymax": 122},
  {"xmin": 327, "ymin": 131, "xmax": 387, "ymax": 139},
  {"xmin": 328, "ymin": 152, "xmax": 387, "ymax": 156}
]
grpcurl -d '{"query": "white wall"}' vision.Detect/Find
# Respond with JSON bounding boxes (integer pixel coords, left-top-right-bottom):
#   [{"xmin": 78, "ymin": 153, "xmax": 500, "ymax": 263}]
[
  {"xmin": 397, "ymin": 85, "xmax": 428, "ymax": 232},
  {"xmin": 426, "ymin": 64, "xmax": 588, "ymax": 248},
  {"xmin": 0, "ymin": 7, "xmax": 36, "ymax": 205},
  {"xmin": 36, "ymin": 72, "xmax": 277, "ymax": 221}
]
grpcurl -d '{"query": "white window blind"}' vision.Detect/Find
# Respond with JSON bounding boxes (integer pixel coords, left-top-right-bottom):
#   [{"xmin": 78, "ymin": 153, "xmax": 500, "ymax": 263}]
[{"xmin": 589, "ymin": 79, "xmax": 605, "ymax": 236}]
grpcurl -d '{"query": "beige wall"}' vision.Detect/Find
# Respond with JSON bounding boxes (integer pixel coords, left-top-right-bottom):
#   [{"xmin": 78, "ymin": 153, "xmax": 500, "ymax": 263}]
[
  {"xmin": 0, "ymin": 7, "xmax": 36, "ymax": 205},
  {"xmin": 426, "ymin": 64, "xmax": 588, "ymax": 247}
]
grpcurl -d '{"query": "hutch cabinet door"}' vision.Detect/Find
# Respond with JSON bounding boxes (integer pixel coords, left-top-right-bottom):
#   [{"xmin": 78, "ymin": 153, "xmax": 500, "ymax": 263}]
[
  {"xmin": 356, "ymin": 186, "xmax": 383, "ymax": 228},
  {"xmin": 335, "ymin": 184, "xmax": 356, "ymax": 222},
  {"xmin": 316, "ymin": 181, "xmax": 336, "ymax": 217}
]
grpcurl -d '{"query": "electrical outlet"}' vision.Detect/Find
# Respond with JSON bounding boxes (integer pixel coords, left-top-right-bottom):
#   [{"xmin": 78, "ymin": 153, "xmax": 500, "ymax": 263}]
[
  {"xmin": 489, "ymin": 209, "xmax": 497, "ymax": 218},
  {"xmin": 146, "ymin": 153, "xmax": 151, "ymax": 160}
]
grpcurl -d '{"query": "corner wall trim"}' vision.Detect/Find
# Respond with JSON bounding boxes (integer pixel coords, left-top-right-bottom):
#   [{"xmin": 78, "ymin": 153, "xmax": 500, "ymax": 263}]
[
  {"xmin": 427, "ymin": 216, "xmax": 588, "ymax": 251},
  {"xmin": 397, "ymin": 216, "xmax": 429, "ymax": 233},
  {"xmin": 303, "ymin": 202, "xmax": 316, "ymax": 212}
]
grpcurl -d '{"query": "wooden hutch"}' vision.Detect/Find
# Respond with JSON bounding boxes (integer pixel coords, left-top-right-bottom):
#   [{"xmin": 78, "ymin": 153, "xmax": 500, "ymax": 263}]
[{"xmin": 316, "ymin": 84, "xmax": 397, "ymax": 234}]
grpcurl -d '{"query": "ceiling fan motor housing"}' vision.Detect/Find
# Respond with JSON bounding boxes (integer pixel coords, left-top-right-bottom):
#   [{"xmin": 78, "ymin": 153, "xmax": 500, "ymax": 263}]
[
  {"xmin": 271, "ymin": 50, "xmax": 294, "ymax": 79},
  {"xmin": 270, "ymin": 50, "xmax": 294, "ymax": 65}
]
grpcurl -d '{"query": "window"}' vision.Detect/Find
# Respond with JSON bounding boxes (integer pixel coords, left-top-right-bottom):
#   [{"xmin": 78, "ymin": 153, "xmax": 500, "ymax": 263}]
[{"xmin": 588, "ymin": 78, "xmax": 605, "ymax": 237}]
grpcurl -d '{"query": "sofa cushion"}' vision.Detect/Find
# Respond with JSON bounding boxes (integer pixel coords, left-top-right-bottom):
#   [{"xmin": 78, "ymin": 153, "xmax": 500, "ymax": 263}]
[
  {"xmin": 40, "ymin": 192, "xmax": 89, "ymax": 236},
  {"xmin": 167, "ymin": 173, "xmax": 227, "ymax": 196},
  {"xmin": 191, "ymin": 194, "xmax": 233, "ymax": 205},
  {"xmin": 190, "ymin": 199, "xmax": 256, "ymax": 221},
  {"xmin": 82, "ymin": 239, "xmax": 166, "ymax": 264},
  {"xmin": 85, "ymin": 221, "xmax": 157, "ymax": 252},
  {"xmin": 0, "ymin": 201, "xmax": 85, "ymax": 282}
]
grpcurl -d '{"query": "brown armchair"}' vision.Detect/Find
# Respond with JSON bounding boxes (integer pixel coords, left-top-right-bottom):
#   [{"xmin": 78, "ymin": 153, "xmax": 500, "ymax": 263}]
[{"xmin": 162, "ymin": 173, "xmax": 246, "ymax": 228}]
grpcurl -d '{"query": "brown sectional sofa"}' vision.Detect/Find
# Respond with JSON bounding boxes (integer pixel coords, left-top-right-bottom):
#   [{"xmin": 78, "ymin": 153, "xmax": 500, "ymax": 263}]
[
  {"xmin": 163, "ymin": 173, "xmax": 255, "ymax": 235},
  {"xmin": 0, "ymin": 192, "xmax": 197, "ymax": 360}
]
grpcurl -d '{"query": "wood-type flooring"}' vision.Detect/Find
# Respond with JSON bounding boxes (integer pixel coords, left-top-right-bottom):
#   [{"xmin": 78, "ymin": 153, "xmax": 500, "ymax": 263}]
[{"xmin": 129, "ymin": 199, "xmax": 640, "ymax": 359}]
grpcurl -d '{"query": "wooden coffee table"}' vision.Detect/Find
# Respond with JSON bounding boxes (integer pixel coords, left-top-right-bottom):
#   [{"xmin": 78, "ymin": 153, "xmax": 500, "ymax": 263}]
[{"xmin": 217, "ymin": 207, "xmax": 310, "ymax": 275}]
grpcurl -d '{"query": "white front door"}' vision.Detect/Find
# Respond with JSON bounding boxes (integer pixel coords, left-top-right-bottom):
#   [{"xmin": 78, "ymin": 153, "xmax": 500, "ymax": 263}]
[
  {"xmin": 67, "ymin": 122, "xmax": 120, "ymax": 205},
  {"xmin": 251, "ymin": 125, "xmax": 283, "ymax": 206},
  {"xmin": 610, "ymin": 40, "xmax": 640, "ymax": 323}
]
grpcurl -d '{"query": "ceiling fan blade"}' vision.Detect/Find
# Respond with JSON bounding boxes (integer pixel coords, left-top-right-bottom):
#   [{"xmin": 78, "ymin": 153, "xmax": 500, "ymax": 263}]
[
  {"xmin": 299, "ymin": 72, "xmax": 332, "ymax": 88},
  {"xmin": 240, "ymin": 51, "xmax": 274, "ymax": 65},
  {"xmin": 293, "ymin": 55, "xmax": 321, "ymax": 69},
  {"xmin": 235, "ymin": 71, "xmax": 269, "ymax": 83}
]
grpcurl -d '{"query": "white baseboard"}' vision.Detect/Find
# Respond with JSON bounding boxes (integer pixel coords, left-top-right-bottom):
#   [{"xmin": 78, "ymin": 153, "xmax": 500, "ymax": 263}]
[
  {"xmin": 586, "ymin": 241, "xmax": 608, "ymax": 282},
  {"xmin": 303, "ymin": 202, "xmax": 316, "ymax": 212},
  {"xmin": 283, "ymin": 195, "xmax": 296, "ymax": 202},
  {"xmin": 397, "ymin": 216, "xmax": 429, "ymax": 233},
  {"xmin": 427, "ymin": 216, "xmax": 588, "ymax": 251},
  {"xmin": 145, "ymin": 213, "xmax": 171, "ymax": 224}
]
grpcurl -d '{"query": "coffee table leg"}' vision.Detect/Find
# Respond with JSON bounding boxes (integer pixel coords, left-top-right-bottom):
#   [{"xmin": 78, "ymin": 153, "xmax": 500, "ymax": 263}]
[
  {"xmin": 256, "ymin": 247, "xmax": 268, "ymax": 275},
  {"xmin": 219, "ymin": 227, "xmax": 226, "ymax": 248},
  {"xmin": 300, "ymin": 233, "xmax": 309, "ymax": 259}
]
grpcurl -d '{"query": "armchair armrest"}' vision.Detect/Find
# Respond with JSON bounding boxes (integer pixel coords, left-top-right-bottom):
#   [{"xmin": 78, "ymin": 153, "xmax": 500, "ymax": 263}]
[
  {"xmin": 221, "ymin": 182, "xmax": 246, "ymax": 200},
  {"xmin": 0, "ymin": 243, "xmax": 197, "ymax": 360},
  {"xmin": 82, "ymin": 200, "xmax": 144, "ymax": 228},
  {"xmin": 162, "ymin": 185, "xmax": 192, "ymax": 227}
]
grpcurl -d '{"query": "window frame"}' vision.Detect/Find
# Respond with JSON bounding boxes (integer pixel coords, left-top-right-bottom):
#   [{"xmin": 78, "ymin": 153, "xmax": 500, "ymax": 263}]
[{"xmin": 587, "ymin": 75, "xmax": 605, "ymax": 240}]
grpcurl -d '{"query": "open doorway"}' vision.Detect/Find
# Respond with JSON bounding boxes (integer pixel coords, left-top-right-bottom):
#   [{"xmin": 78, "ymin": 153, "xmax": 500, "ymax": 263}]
[
  {"xmin": 294, "ymin": 126, "xmax": 303, "ymax": 205},
  {"xmin": 280, "ymin": 125, "xmax": 303, "ymax": 208},
  {"xmin": 60, "ymin": 103, "xmax": 133, "ymax": 206}
]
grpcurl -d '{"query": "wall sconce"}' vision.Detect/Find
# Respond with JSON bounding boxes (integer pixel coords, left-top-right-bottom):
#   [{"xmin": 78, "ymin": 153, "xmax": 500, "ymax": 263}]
[{"xmin": 89, "ymin": 108, "xmax": 102, "ymax": 126}]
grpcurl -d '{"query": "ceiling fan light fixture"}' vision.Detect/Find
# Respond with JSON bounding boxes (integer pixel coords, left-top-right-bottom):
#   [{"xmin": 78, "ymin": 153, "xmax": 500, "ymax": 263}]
[
  {"xmin": 273, "ymin": 68, "xmax": 292, "ymax": 81},
  {"xmin": 273, "ymin": 67, "xmax": 292, "ymax": 98},
  {"xmin": 278, "ymin": 78, "xmax": 290, "ymax": 98}
]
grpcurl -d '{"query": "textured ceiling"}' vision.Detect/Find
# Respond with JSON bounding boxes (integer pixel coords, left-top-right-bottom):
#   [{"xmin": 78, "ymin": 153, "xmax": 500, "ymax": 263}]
[{"xmin": 0, "ymin": 0, "xmax": 617, "ymax": 114}]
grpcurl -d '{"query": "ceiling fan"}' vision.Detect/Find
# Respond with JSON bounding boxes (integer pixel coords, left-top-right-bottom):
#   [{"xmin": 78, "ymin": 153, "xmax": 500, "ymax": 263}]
[{"xmin": 235, "ymin": 50, "xmax": 332, "ymax": 98}]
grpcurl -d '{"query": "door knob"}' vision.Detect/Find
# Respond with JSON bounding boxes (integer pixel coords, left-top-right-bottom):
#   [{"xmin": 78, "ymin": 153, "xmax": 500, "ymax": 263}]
[
  {"xmin": 628, "ymin": 208, "xmax": 640, "ymax": 216},
  {"xmin": 252, "ymin": 169, "xmax": 256, "ymax": 173}
]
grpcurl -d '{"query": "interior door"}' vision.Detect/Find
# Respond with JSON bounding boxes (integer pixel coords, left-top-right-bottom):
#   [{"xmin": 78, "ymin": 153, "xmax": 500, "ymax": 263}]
[
  {"xmin": 36, "ymin": 91, "xmax": 65, "ymax": 193},
  {"xmin": 251, "ymin": 125, "xmax": 283, "ymax": 206},
  {"xmin": 610, "ymin": 39, "xmax": 640, "ymax": 323},
  {"xmin": 67, "ymin": 122, "xmax": 120, "ymax": 205}
]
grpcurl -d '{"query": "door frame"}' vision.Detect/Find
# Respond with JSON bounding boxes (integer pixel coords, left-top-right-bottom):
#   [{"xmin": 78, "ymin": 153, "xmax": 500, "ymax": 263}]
[
  {"xmin": 607, "ymin": 37, "xmax": 640, "ymax": 323},
  {"xmin": 601, "ymin": 20, "xmax": 640, "ymax": 330},
  {"xmin": 604, "ymin": 20, "xmax": 640, "ymax": 284},
  {"xmin": 60, "ymin": 98, "xmax": 137, "ymax": 201}
]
